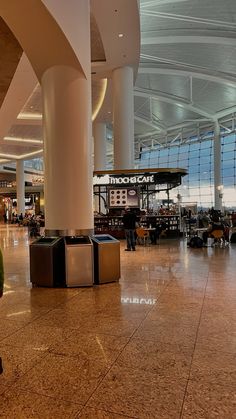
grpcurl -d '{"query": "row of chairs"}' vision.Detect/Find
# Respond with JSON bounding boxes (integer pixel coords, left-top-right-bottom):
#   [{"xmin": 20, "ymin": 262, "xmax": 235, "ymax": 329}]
[
  {"xmin": 136, "ymin": 227, "xmax": 167, "ymax": 246},
  {"xmin": 210, "ymin": 229, "xmax": 229, "ymax": 247},
  {"xmin": 136, "ymin": 227, "xmax": 149, "ymax": 246}
]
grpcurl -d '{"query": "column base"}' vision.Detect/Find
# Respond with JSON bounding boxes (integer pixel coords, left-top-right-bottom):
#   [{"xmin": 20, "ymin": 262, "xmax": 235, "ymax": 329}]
[{"xmin": 45, "ymin": 228, "xmax": 94, "ymax": 237}]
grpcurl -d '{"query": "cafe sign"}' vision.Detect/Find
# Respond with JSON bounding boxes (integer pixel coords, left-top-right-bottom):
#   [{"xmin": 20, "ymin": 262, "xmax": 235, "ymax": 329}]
[{"xmin": 93, "ymin": 174, "xmax": 155, "ymax": 186}]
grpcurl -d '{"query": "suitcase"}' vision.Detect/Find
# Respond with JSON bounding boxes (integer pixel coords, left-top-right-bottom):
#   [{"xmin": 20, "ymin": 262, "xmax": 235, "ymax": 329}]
[{"xmin": 188, "ymin": 236, "xmax": 204, "ymax": 248}]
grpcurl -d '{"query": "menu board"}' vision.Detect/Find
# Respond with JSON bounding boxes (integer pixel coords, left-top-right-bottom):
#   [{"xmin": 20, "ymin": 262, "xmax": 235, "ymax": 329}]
[{"xmin": 108, "ymin": 187, "xmax": 139, "ymax": 208}]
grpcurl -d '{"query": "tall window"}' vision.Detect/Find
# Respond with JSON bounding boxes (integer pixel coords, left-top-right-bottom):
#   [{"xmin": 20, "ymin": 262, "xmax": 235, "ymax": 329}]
[{"xmin": 139, "ymin": 132, "xmax": 236, "ymax": 209}]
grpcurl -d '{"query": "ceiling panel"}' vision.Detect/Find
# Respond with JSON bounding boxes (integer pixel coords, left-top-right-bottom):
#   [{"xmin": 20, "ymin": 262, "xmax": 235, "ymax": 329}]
[
  {"xmin": 141, "ymin": 44, "xmax": 236, "ymax": 75},
  {"xmin": 151, "ymin": 100, "xmax": 202, "ymax": 126},
  {"xmin": 136, "ymin": 73, "xmax": 190, "ymax": 100},
  {"xmin": 192, "ymin": 79, "xmax": 236, "ymax": 114},
  {"xmin": 141, "ymin": 0, "xmax": 236, "ymax": 31}
]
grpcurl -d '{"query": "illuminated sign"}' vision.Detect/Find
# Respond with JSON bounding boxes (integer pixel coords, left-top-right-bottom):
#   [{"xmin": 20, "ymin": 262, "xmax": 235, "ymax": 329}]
[
  {"xmin": 93, "ymin": 174, "xmax": 155, "ymax": 186},
  {"xmin": 110, "ymin": 175, "xmax": 154, "ymax": 185}
]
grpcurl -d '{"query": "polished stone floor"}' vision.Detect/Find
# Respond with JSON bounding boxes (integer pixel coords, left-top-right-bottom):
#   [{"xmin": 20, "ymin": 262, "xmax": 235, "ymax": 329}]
[{"xmin": 0, "ymin": 225, "xmax": 236, "ymax": 418}]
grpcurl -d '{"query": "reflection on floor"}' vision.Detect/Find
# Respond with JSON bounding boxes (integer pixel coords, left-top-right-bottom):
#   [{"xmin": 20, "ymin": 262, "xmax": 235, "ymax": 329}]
[{"xmin": 0, "ymin": 225, "xmax": 236, "ymax": 418}]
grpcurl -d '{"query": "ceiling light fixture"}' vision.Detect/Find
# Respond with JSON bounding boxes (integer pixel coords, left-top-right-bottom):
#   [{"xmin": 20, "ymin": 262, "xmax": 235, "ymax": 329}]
[
  {"xmin": 17, "ymin": 112, "xmax": 42, "ymax": 120},
  {"xmin": 4, "ymin": 136, "xmax": 43, "ymax": 144},
  {"xmin": 92, "ymin": 78, "xmax": 108, "ymax": 122},
  {"xmin": 118, "ymin": 33, "xmax": 124, "ymax": 38},
  {"xmin": 0, "ymin": 149, "xmax": 43, "ymax": 160}
]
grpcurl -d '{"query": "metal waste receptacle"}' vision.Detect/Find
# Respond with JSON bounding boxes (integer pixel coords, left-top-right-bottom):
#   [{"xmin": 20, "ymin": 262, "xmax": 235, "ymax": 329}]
[
  {"xmin": 30, "ymin": 237, "xmax": 65, "ymax": 287},
  {"xmin": 92, "ymin": 234, "xmax": 120, "ymax": 284},
  {"xmin": 65, "ymin": 236, "xmax": 93, "ymax": 287}
]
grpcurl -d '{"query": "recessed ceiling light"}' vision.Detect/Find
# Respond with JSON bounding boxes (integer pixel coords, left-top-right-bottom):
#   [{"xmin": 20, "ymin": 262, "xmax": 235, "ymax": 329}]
[
  {"xmin": 118, "ymin": 33, "xmax": 124, "ymax": 38},
  {"xmin": 4, "ymin": 136, "xmax": 43, "ymax": 144},
  {"xmin": 17, "ymin": 112, "xmax": 42, "ymax": 120},
  {"xmin": 108, "ymin": 111, "xmax": 111, "ymax": 114}
]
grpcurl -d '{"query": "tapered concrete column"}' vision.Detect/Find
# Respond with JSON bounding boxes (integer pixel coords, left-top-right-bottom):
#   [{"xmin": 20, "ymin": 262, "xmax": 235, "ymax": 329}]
[
  {"xmin": 94, "ymin": 122, "xmax": 106, "ymax": 171},
  {"xmin": 214, "ymin": 122, "xmax": 223, "ymax": 212},
  {"xmin": 42, "ymin": 65, "xmax": 92, "ymax": 236},
  {"xmin": 112, "ymin": 66, "xmax": 134, "ymax": 169},
  {"xmin": 16, "ymin": 160, "xmax": 25, "ymax": 216}
]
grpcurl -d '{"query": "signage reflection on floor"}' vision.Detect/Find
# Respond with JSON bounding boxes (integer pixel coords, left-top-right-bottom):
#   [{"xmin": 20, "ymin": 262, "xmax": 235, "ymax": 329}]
[{"xmin": 121, "ymin": 297, "xmax": 157, "ymax": 305}]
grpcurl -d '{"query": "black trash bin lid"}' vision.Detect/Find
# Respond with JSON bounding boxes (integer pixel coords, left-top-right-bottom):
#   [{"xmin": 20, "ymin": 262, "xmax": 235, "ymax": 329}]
[
  {"xmin": 94, "ymin": 236, "xmax": 114, "ymax": 242},
  {"xmin": 35, "ymin": 237, "xmax": 58, "ymax": 244}
]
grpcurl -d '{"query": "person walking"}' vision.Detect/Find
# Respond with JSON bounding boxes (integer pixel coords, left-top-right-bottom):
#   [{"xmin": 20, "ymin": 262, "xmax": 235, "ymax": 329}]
[
  {"xmin": 122, "ymin": 206, "xmax": 137, "ymax": 251},
  {"xmin": 0, "ymin": 248, "xmax": 4, "ymax": 374}
]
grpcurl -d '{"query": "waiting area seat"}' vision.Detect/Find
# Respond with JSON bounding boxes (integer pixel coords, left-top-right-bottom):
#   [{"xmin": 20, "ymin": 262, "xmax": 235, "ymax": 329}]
[
  {"xmin": 159, "ymin": 229, "xmax": 167, "ymax": 238},
  {"xmin": 136, "ymin": 227, "xmax": 149, "ymax": 245},
  {"xmin": 210, "ymin": 229, "xmax": 227, "ymax": 246}
]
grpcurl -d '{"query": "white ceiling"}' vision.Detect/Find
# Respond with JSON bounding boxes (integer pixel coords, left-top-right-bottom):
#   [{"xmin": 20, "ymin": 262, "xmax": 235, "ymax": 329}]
[
  {"xmin": 135, "ymin": 0, "xmax": 236, "ymax": 145},
  {"xmin": 0, "ymin": 0, "xmax": 236, "ymax": 165}
]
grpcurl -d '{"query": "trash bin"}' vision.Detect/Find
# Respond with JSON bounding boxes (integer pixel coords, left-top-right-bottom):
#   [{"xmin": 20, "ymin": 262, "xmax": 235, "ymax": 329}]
[
  {"xmin": 65, "ymin": 236, "xmax": 93, "ymax": 287},
  {"xmin": 30, "ymin": 237, "xmax": 65, "ymax": 287},
  {"xmin": 92, "ymin": 234, "xmax": 120, "ymax": 284}
]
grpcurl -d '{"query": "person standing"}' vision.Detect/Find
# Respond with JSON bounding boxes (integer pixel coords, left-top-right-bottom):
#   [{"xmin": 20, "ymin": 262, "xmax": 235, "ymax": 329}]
[
  {"xmin": 122, "ymin": 206, "xmax": 137, "ymax": 251},
  {"xmin": 0, "ymin": 248, "xmax": 4, "ymax": 374}
]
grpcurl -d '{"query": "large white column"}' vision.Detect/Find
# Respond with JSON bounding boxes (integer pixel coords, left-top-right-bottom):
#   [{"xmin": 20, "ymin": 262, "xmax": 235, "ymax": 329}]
[
  {"xmin": 42, "ymin": 65, "xmax": 92, "ymax": 236},
  {"xmin": 214, "ymin": 122, "xmax": 223, "ymax": 212},
  {"xmin": 16, "ymin": 160, "xmax": 25, "ymax": 216},
  {"xmin": 112, "ymin": 66, "xmax": 134, "ymax": 170},
  {"xmin": 94, "ymin": 122, "xmax": 107, "ymax": 171}
]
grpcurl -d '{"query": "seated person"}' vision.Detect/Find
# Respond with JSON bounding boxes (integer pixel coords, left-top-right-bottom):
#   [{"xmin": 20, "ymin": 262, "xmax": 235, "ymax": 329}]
[
  {"xmin": 146, "ymin": 218, "xmax": 157, "ymax": 244},
  {"xmin": 230, "ymin": 223, "xmax": 236, "ymax": 243},
  {"xmin": 147, "ymin": 219, "xmax": 168, "ymax": 244},
  {"xmin": 157, "ymin": 221, "xmax": 167, "ymax": 238},
  {"xmin": 202, "ymin": 212, "xmax": 210, "ymax": 228},
  {"xmin": 202, "ymin": 215, "xmax": 225, "ymax": 244}
]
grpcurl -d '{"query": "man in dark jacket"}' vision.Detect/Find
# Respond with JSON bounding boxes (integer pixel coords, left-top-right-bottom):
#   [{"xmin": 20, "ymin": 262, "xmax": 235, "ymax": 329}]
[{"xmin": 122, "ymin": 206, "xmax": 137, "ymax": 251}]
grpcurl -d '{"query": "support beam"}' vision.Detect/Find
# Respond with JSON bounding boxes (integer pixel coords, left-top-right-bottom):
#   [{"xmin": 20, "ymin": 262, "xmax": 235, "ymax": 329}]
[
  {"xmin": 141, "ymin": 0, "xmax": 189, "ymax": 7},
  {"xmin": 134, "ymin": 87, "xmax": 215, "ymax": 120},
  {"xmin": 135, "ymin": 115, "xmax": 165, "ymax": 132},
  {"xmin": 216, "ymin": 106, "xmax": 236, "ymax": 119},
  {"xmin": 142, "ymin": 35, "xmax": 236, "ymax": 47},
  {"xmin": 138, "ymin": 64, "xmax": 236, "ymax": 88},
  {"xmin": 213, "ymin": 122, "xmax": 223, "ymax": 212},
  {"xmin": 141, "ymin": 11, "xmax": 236, "ymax": 30},
  {"xmin": 16, "ymin": 160, "xmax": 25, "ymax": 216}
]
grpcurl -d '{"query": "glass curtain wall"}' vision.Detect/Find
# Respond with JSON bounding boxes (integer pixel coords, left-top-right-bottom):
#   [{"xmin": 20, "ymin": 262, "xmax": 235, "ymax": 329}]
[
  {"xmin": 24, "ymin": 158, "xmax": 44, "ymax": 172},
  {"xmin": 139, "ymin": 132, "xmax": 236, "ymax": 210}
]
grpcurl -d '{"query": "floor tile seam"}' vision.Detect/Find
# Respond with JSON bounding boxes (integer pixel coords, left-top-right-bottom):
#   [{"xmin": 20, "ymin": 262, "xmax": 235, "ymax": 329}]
[
  {"xmin": 46, "ymin": 347, "xmax": 126, "ymax": 364},
  {"xmin": 92, "ymin": 361, "xmax": 191, "ymax": 384},
  {"xmin": 151, "ymin": 278, "xmax": 177, "ymax": 306},
  {"xmin": 29, "ymin": 293, "xmax": 82, "ymax": 311},
  {"xmin": 79, "ymin": 288, "xmax": 179, "ymax": 404},
  {"xmin": 8, "ymin": 369, "xmax": 95, "ymax": 407},
  {"xmin": 127, "ymin": 285, "xmax": 167, "ymax": 337},
  {"xmin": 192, "ymin": 345, "xmax": 236, "ymax": 357},
  {"xmin": 0, "ymin": 320, "xmax": 42, "ymax": 344},
  {"xmin": 1, "ymin": 307, "xmax": 64, "ymax": 327},
  {"xmin": 81, "ymin": 313, "xmax": 149, "ymax": 410},
  {"xmin": 79, "ymin": 406, "xmax": 138, "ymax": 419},
  {"xmin": 1, "ymin": 384, "xmax": 84, "ymax": 412},
  {"xmin": 0, "ymin": 305, "xmax": 69, "ymax": 337},
  {"xmin": 136, "ymin": 279, "xmax": 179, "ymax": 319},
  {"xmin": 0, "ymin": 350, "xmax": 50, "ymax": 391},
  {"xmin": 76, "ymin": 353, "xmax": 128, "ymax": 410},
  {"xmin": 12, "ymin": 294, "xmax": 85, "ymax": 327},
  {"xmin": 179, "ymin": 269, "xmax": 210, "ymax": 419}
]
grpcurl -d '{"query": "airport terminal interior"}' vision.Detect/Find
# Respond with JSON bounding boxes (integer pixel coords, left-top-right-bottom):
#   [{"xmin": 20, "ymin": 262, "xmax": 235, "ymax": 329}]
[{"xmin": 0, "ymin": 0, "xmax": 236, "ymax": 418}]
